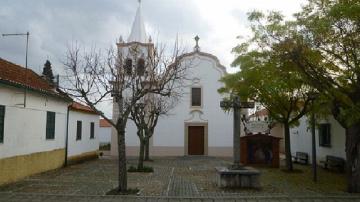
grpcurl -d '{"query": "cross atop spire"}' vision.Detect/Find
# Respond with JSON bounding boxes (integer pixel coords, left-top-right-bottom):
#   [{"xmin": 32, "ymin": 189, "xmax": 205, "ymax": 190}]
[
  {"xmin": 128, "ymin": 0, "xmax": 147, "ymax": 43},
  {"xmin": 194, "ymin": 35, "xmax": 200, "ymax": 52}
]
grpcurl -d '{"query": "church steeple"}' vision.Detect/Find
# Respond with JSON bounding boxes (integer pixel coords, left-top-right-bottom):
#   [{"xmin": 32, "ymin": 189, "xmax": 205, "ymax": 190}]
[{"xmin": 128, "ymin": 0, "xmax": 147, "ymax": 43}]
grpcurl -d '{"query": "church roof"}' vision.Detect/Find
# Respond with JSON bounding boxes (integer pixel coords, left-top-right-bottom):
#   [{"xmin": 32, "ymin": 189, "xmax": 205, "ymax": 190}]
[{"xmin": 128, "ymin": 1, "xmax": 147, "ymax": 43}]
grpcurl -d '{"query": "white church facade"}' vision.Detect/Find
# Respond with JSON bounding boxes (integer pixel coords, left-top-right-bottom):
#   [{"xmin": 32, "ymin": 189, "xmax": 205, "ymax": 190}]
[{"xmin": 110, "ymin": 2, "xmax": 236, "ymax": 157}]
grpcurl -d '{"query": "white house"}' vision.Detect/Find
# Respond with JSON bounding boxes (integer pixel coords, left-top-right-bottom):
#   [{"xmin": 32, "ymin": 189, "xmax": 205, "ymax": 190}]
[
  {"xmin": 290, "ymin": 115, "xmax": 346, "ymax": 163},
  {"xmin": 99, "ymin": 119, "xmax": 112, "ymax": 145},
  {"xmin": 0, "ymin": 58, "xmax": 71, "ymax": 185},
  {"xmin": 67, "ymin": 102, "xmax": 100, "ymax": 164},
  {"xmin": 111, "ymin": 2, "xmax": 241, "ymax": 157},
  {"xmin": 0, "ymin": 58, "xmax": 100, "ymax": 185}
]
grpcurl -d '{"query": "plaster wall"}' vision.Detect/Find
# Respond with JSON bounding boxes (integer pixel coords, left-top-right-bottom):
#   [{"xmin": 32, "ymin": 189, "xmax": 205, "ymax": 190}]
[
  {"xmin": 290, "ymin": 115, "xmax": 346, "ymax": 163},
  {"xmin": 67, "ymin": 110, "xmax": 99, "ymax": 157},
  {"xmin": 111, "ymin": 53, "xmax": 244, "ymax": 156},
  {"xmin": 0, "ymin": 85, "xmax": 68, "ymax": 159}
]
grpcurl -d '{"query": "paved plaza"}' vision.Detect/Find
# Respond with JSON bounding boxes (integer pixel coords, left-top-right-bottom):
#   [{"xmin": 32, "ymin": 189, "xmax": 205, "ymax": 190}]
[{"xmin": 0, "ymin": 156, "xmax": 360, "ymax": 201}]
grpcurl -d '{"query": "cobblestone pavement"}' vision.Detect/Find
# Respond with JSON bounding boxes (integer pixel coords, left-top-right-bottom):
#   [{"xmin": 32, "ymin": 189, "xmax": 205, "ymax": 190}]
[{"xmin": 1, "ymin": 156, "xmax": 360, "ymax": 201}]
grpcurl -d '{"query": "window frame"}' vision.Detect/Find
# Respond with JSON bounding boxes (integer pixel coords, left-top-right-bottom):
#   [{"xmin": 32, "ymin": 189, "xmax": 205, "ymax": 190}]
[
  {"xmin": 319, "ymin": 123, "xmax": 331, "ymax": 147},
  {"xmin": 137, "ymin": 58, "xmax": 145, "ymax": 76},
  {"xmin": 46, "ymin": 111, "xmax": 56, "ymax": 140},
  {"xmin": 191, "ymin": 87, "xmax": 202, "ymax": 107},
  {"xmin": 90, "ymin": 122, "xmax": 95, "ymax": 139},
  {"xmin": 0, "ymin": 105, "xmax": 5, "ymax": 144},
  {"xmin": 76, "ymin": 120, "xmax": 82, "ymax": 141},
  {"xmin": 125, "ymin": 58, "xmax": 132, "ymax": 75}
]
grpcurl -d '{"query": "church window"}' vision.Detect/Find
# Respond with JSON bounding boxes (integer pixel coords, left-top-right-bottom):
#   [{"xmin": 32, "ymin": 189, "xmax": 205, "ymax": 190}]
[
  {"xmin": 125, "ymin": 59, "xmax": 132, "ymax": 75},
  {"xmin": 191, "ymin": 87, "xmax": 202, "ymax": 107},
  {"xmin": 319, "ymin": 123, "xmax": 331, "ymax": 147},
  {"xmin": 137, "ymin": 58, "xmax": 145, "ymax": 76}
]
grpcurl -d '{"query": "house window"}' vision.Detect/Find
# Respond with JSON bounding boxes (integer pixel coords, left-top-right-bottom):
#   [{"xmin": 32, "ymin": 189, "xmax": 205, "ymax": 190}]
[
  {"xmin": 137, "ymin": 58, "xmax": 145, "ymax": 76},
  {"xmin": 191, "ymin": 87, "xmax": 201, "ymax": 107},
  {"xmin": 46, "ymin": 111, "xmax": 56, "ymax": 140},
  {"xmin": 90, "ymin": 122, "xmax": 95, "ymax": 139},
  {"xmin": 0, "ymin": 105, "xmax": 5, "ymax": 143},
  {"xmin": 76, "ymin": 121, "xmax": 82, "ymax": 140},
  {"xmin": 125, "ymin": 58, "xmax": 132, "ymax": 75},
  {"xmin": 319, "ymin": 123, "xmax": 331, "ymax": 147}
]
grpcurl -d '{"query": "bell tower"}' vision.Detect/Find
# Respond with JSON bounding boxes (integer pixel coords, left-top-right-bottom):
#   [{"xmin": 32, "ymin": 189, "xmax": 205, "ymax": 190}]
[{"xmin": 116, "ymin": 0, "xmax": 154, "ymax": 77}]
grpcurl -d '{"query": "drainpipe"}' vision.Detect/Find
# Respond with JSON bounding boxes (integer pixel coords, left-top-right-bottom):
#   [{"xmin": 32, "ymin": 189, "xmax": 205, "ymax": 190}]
[{"xmin": 64, "ymin": 105, "xmax": 70, "ymax": 167}]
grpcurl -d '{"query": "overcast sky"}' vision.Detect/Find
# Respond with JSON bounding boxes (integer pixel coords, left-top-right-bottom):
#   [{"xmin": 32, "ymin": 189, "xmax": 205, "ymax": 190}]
[
  {"xmin": 1, "ymin": 0, "xmax": 306, "ymax": 74},
  {"xmin": 0, "ymin": 0, "xmax": 306, "ymax": 116}
]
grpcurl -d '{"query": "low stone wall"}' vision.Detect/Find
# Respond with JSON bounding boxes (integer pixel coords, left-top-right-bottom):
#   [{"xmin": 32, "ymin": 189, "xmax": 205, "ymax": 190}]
[{"xmin": 0, "ymin": 149, "xmax": 65, "ymax": 186}]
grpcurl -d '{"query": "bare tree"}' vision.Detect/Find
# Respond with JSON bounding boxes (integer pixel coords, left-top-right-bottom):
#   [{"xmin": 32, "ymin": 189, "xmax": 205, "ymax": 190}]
[
  {"xmin": 62, "ymin": 41, "xmax": 188, "ymax": 192},
  {"xmin": 130, "ymin": 93, "xmax": 180, "ymax": 169}
]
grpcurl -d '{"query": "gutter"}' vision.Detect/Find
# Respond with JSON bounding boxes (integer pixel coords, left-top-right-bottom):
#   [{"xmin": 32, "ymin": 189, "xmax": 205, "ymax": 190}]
[{"xmin": 64, "ymin": 105, "xmax": 70, "ymax": 167}]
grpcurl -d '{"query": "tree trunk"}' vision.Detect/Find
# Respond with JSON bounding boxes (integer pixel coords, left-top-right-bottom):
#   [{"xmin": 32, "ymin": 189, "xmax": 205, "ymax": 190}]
[
  {"xmin": 144, "ymin": 136, "xmax": 150, "ymax": 161},
  {"xmin": 345, "ymin": 123, "xmax": 360, "ymax": 193},
  {"xmin": 117, "ymin": 128, "xmax": 127, "ymax": 192},
  {"xmin": 284, "ymin": 122, "xmax": 293, "ymax": 170},
  {"xmin": 138, "ymin": 139, "xmax": 145, "ymax": 170}
]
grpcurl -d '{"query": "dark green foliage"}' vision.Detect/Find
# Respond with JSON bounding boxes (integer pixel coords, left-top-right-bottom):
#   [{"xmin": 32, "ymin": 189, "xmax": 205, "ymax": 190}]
[
  {"xmin": 127, "ymin": 165, "xmax": 154, "ymax": 173},
  {"xmin": 42, "ymin": 60, "xmax": 55, "ymax": 83}
]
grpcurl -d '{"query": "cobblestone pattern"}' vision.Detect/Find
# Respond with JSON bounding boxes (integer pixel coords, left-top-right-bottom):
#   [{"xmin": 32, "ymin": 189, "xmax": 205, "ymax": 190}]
[
  {"xmin": 0, "ymin": 193, "xmax": 360, "ymax": 202},
  {"xmin": 0, "ymin": 156, "xmax": 359, "ymax": 200}
]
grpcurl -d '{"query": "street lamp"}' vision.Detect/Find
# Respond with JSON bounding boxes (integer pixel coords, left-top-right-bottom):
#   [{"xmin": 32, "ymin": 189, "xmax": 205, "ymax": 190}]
[{"xmin": 2, "ymin": 32, "xmax": 30, "ymax": 107}]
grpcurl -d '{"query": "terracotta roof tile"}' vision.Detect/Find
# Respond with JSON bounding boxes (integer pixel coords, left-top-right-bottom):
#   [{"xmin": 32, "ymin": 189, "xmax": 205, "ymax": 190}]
[
  {"xmin": 99, "ymin": 119, "xmax": 112, "ymax": 127},
  {"xmin": 69, "ymin": 102, "xmax": 98, "ymax": 115},
  {"xmin": 249, "ymin": 108, "xmax": 269, "ymax": 118},
  {"xmin": 0, "ymin": 57, "xmax": 70, "ymax": 100}
]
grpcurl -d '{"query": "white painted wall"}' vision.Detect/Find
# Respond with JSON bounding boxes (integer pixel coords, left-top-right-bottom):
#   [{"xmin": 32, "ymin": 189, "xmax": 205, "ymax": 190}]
[
  {"xmin": 111, "ymin": 52, "xmax": 242, "ymax": 156},
  {"xmin": 68, "ymin": 110, "xmax": 99, "ymax": 157},
  {"xmin": 0, "ymin": 85, "xmax": 69, "ymax": 159},
  {"xmin": 99, "ymin": 127, "xmax": 112, "ymax": 144},
  {"xmin": 290, "ymin": 115, "xmax": 346, "ymax": 163},
  {"xmin": 153, "ymin": 54, "xmax": 233, "ymax": 148}
]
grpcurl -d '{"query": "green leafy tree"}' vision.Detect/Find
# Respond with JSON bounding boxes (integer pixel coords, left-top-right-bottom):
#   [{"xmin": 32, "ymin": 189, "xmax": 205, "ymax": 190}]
[
  {"xmin": 42, "ymin": 60, "xmax": 55, "ymax": 83},
  {"xmin": 283, "ymin": 0, "xmax": 360, "ymax": 192},
  {"xmin": 220, "ymin": 32, "xmax": 314, "ymax": 170},
  {"xmin": 235, "ymin": 0, "xmax": 360, "ymax": 192}
]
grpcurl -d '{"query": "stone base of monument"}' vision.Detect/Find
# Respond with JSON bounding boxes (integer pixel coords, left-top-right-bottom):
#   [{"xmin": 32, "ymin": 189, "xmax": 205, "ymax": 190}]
[{"xmin": 215, "ymin": 166, "xmax": 261, "ymax": 188}]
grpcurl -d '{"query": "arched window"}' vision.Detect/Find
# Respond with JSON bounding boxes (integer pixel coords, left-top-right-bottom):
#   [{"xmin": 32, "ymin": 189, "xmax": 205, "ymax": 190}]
[
  {"xmin": 125, "ymin": 59, "xmax": 132, "ymax": 75},
  {"xmin": 137, "ymin": 58, "xmax": 145, "ymax": 76}
]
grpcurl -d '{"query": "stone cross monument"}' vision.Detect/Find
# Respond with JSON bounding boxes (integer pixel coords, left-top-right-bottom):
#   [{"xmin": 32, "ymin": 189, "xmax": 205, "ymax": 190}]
[{"xmin": 220, "ymin": 96, "xmax": 254, "ymax": 169}]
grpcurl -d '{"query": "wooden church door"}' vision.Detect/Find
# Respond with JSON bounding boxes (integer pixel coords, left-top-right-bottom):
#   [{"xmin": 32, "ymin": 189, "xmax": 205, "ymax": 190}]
[{"xmin": 188, "ymin": 126, "xmax": 204, "ymax": 155}]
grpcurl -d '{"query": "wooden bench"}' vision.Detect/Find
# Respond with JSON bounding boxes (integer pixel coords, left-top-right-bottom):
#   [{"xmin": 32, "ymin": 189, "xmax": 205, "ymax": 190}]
[
  {"xmin": 320, "ymin": 155, "xmax": 345, "ymax": 172},
  {"xmin": 292, "ymin": 152, "xmax": 309, "ymax": 165}
]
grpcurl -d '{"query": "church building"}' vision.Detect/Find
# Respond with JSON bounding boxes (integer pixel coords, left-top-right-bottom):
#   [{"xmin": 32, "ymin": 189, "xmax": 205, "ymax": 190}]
[{"xmin": 110, "ymin": 2, "xmax": 235, "ymax": 157}]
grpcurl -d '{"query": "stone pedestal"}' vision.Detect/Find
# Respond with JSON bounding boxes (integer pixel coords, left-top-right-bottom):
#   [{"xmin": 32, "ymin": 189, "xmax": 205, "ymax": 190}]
[{"xmin": 215, "ymin": 167, "xmax": 261, "ymax": 188}]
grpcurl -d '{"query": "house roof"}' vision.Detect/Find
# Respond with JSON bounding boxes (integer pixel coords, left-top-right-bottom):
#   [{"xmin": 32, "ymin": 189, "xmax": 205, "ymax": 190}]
[
  {"xmin": 249, "ymin": 108, "xmax": 269, "ymax": 118},
  {"xmin": 69, "ymin": 102, "xmax": 98, "ymax": 115},
  {"xmin": 99, "ymin": 119, "xmax": 112, "ymax": 128},
  {"xmin": 0, "ymin": 57, "xmax": 71, "ymax": 101}
]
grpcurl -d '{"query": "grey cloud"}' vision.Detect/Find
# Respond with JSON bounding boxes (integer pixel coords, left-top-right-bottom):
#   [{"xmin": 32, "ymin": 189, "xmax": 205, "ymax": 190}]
[{"xmin": 0, "ymin": 0, "xmax": 209, "ymax": 76}]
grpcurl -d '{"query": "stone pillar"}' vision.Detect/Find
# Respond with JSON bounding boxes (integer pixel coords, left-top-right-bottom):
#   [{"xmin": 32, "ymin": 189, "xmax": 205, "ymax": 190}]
[{"xmin": 232, "ymin": 96, "xmax": 241, "ymax": 169}]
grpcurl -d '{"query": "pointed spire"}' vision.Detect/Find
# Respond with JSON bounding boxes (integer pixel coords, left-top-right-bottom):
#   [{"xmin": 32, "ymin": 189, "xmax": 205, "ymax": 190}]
[{"xmin": 128, "ymin": 0, "xmax": 147, "ymax": 43}]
